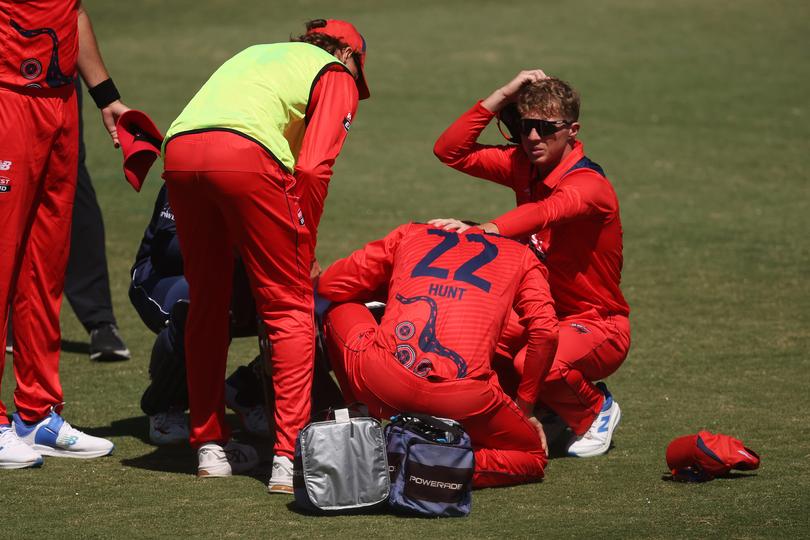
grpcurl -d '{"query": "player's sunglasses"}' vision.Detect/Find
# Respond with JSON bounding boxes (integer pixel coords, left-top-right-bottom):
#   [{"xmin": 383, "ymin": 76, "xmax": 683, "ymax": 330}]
[{"xmin": 520, "ymin": 118, "xmax": 571, "ymax": 138}]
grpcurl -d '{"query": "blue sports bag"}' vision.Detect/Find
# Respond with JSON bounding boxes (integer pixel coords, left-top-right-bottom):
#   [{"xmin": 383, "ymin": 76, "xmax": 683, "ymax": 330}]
[{"xmin": 385, "ymin": 413, "xmax": 474, "ymax": 517}]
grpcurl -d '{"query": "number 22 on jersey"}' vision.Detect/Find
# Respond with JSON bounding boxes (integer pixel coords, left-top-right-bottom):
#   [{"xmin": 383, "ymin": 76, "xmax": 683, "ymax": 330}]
[{"xmin": 411, "ymin": 229, "xmax": 498, "ymax": 292}]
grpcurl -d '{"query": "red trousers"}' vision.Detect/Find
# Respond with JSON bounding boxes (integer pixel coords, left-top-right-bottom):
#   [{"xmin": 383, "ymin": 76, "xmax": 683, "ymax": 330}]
[
  {"xmin": 495, "ymin": 309, "xmax": 631, "ymax": 434},
  {"xmin": 323, "ymin": 302, "xmax": 546, "ymax": 488},
  {"xmin": 0, "ymin": 85, "xmax": 78, "ymax": 423},
  {"xmin": 163, "ymin": 131, "xmax": 314, "ymax": 457}
]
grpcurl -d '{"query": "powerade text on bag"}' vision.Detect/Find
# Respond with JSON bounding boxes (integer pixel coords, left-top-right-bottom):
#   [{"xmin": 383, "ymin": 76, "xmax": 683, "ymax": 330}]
[
  {"xmin": 294, "ymin": 408, "xmax": 390, "ymax": 513},
  {"xmin": 385, "ymin": 413, "xmax": 474, "ymax": 517}
]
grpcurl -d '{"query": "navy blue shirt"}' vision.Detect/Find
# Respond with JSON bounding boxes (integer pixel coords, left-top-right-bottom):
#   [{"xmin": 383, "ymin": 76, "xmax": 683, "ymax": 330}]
[{"xmin": 132, "ymin": 184, "xmax": 183, "ymax": 280}]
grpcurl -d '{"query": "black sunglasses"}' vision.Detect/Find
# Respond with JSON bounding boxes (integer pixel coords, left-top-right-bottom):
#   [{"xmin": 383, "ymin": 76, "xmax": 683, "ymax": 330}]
[{"xmin": 520, "ymin": 118, "xmax": 571, "ymax": 138}]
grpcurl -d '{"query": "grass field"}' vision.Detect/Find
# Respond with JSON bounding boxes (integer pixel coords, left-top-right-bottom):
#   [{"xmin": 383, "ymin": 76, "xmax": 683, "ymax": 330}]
[{"xmin": 2, "ymin": 0, "xmax": 809, "ymax": 537}]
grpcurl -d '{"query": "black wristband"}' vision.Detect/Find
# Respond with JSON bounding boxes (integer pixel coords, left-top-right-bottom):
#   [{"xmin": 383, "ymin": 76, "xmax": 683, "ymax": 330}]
[{"xmin": 88, "ymin": 78, "xmax": 120, "ymax": 109}]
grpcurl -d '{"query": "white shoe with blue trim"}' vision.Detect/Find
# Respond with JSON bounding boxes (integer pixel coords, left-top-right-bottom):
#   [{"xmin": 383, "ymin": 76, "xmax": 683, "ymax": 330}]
[
  {"xmin": 12, "ymin": 409, "xmax": 114, "ymax": 459},
  {"xmin": 567, "ymin": 382, "xmax": 621, "ymax": 458},
  {"xmin": 0, "ymin": 425, "xmax": 43, "ymax": 469}
]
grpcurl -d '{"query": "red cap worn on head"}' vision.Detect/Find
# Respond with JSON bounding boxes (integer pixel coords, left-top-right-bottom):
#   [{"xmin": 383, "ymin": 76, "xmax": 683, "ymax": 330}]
[
  {"xmin": 116, "ymin": 110, "xmax": 164, "ymax": 192},
  {"xmin": 666, "ymin": 430, "xmax": 760, "ymax": 482},
  {"xmin": 307, "ymin": 19, "xmax": 369, "ymax": 100}
]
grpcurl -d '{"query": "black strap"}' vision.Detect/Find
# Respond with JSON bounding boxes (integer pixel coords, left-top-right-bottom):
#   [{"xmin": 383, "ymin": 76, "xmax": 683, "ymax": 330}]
[
  {"xmin": 396, "ymin": 412, "xmax": 465, "ymax": 439},
  {"xmin": 88, "ymin": 78, "xmax": 121, "ymax": 109}
]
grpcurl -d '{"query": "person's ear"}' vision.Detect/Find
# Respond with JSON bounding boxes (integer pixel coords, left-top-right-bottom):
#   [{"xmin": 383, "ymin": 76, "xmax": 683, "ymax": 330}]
[
  {"xmin": 336, "ymin": 47, "xmax": 353, "ymax": 64},
  {"xmin": 568, "ymin": 122, "xmax": 580, "ymax": 140}
]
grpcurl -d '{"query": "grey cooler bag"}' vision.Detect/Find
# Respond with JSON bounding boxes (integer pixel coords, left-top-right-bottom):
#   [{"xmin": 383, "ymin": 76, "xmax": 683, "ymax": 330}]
[{"xmin": 293, "ymin": 408, "xmax": 390, "ymax": 513}]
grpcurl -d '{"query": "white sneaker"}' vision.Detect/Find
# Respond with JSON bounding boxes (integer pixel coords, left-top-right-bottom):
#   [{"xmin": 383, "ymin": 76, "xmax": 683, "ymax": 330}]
[
  {"xmin": 567, "ymin": 382, "xmax": 621, "ymax": 458},
  {"xmin": 267, "ymin": 455, "xmax": 294, "ymax": 494},
  {"xmin": 0, "ymin": 425, "xmax": 43, "ymax": 469},
  {"xmin": 149, "ymin": 409, "xmax": 189, "ymax": 446},
  {"xmin": 12, "ymin": 410, "xmax": 114, "ymax": 459},
  {"xmin": 225, "ymin": 379, "xmax": 271, "ymax": 438},
  {"xmin": 197, "ymin": 440, "xmax": 258, "ymax": 478}
]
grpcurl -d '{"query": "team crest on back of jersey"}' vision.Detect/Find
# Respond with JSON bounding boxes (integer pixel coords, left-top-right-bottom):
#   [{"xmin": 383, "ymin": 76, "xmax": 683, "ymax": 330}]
[
  {"xmin": 395, "ymin": 321, "xmax": 415, "ymax": 340},
  {"xmin": 396, "ymin": 344, "xmax": 416, "ymax": 369}
]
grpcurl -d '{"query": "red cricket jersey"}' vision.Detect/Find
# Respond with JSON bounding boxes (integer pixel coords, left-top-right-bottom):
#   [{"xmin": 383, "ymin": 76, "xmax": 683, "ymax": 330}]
[
  {"xmin": 0, "ymin": 1, "xmax": 79, "ymax": 90},
  {"xmin": 318, "ymin": 223, "xmax": 558, "ymax": 404},
  {"xmin": 434, "ymin": 101, "xmax": 630, "ymax": 319}
]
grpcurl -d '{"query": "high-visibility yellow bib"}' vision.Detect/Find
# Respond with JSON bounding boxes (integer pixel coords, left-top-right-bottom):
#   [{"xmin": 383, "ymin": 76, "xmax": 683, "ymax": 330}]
[{"xmin": 165, "ymin": 42, "xmax": 345, "ymax": 172}]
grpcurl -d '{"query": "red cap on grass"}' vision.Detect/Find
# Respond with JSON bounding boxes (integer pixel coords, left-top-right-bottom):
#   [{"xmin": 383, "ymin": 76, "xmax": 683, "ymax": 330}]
[
  {"xmin": 307, "ymin": 19, "xmax": 369, "ymax": 100},
  {"xmin": 666, "ymin": 430, "xmax": 760, "ymax": 482},
  {"xmin": 116, "ymin": 110, "xmax": 164, "ymax": 192}
]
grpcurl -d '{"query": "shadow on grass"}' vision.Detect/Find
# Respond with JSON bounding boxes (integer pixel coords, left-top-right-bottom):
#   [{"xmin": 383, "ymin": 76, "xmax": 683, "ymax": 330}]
[
  {"xmin": 61, "ymin": 339, "xmax": 89, "ymax": 355},
  {"xmin": 121, "ymin": 444, "xmax": 198, "ymax": 475},
  {"xmin": 83, "ymin": 414, "xmax": 151, "ymax": 444},
  {"xmin": 284, "ymin": 500, "xmax": 391, "ymax": 517},
  {"xmin": 81, "ymin": 414, "xmax": 275, "ymax": 482},
  {"xmin": 660, "ymin": 472, "xmax": 758, "ymax": 482},
  {"xmin": 119, "ymin": 447, "xmax": 273, "ymax": 487}
]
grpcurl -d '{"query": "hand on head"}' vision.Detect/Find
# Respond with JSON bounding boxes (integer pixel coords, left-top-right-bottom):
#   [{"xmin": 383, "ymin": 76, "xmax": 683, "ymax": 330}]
[
  {"xmin": 427, "ymin": 218, "xmax": 471, "ymax": 233},
  {"xmin": 482, "ymin": 69, "xmax": 549, "ymax": 113},
  {"xmin": 499, "ymin": 70, "xmax": 549, "ymax": 102}
]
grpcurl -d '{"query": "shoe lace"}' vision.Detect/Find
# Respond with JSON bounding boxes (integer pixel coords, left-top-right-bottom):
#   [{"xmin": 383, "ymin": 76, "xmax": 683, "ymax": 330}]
[
  {"xmin": 57, "ymin": 419, "xmax": 83, "ymax": 440},
  {"xmin": 0, "ymin": 427, "xmax": 25, "ymax": 447},
  {"xmin": 580, "ymin": 410, "xmax": 610, "ymax": 441},
  {"xmin": 273, "ymin": 456, "xmax": 293, "ymax": 474}
]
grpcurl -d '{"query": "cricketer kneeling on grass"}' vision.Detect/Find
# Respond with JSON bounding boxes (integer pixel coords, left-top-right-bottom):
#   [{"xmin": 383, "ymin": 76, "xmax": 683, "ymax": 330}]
[
  {"xmin": 319, "ymin": 222, "xmax": 559, "ymax": 488},
  {"xmin": 432, "ymin": 72, "xmax": 630, "ymax": 458}
]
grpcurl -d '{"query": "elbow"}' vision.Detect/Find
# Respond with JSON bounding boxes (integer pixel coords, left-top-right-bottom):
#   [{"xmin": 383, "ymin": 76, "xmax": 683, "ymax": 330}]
[
  {"xmin": 530, "ymin": 324, "xmax": 559, "ymax": 346},
  {"xmin": 433, "ymin": 138, "xmax": 456, "ymax": 165},
  {"xmin": 295, "ymin": 165, "xmax": 318, "ymax": 183}
]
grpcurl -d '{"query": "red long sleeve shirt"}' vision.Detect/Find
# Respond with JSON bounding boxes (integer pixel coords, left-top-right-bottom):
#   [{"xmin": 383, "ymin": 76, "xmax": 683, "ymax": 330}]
[
  {"xmin": 0, "ymin": 0, "xmax": 78, "ymax": 90},
  {"xmin": 295, "ymin": 68, "xmax": 359, "ymax": 254},
  {"xmin": 318, "ymin": 223, "xmax": 559, "ymax": 405},
  {"xmin": 434, "ymin": 101, "xmax": 629, "ymax": 319}
]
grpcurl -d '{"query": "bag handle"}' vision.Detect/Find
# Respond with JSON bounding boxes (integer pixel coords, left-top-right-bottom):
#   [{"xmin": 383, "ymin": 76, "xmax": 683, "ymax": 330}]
[
  {"xmin": 311, "ymin": 402, "xmax": 369, "ymax": 422},
  {"xmin": 396, "ymin": 412, "xmax": 465, "ymax": 439}
]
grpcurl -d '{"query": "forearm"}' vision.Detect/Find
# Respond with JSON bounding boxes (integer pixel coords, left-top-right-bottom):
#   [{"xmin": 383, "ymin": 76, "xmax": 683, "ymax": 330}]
[
  {"xmin": 493, "ymin": 176, "xmax": 609, "ymax": 238},
  {"xmin": 516, "ymin": 328, "xmax": 558, "ymax": 405},
  {"xmin": 318, "ymin": 224, "xmax": 407, "ymax": 301},
  {"xmin": 433, "ymin": 101, "xmax": 493, "ymax": 165},
  {"xmin": 491, "ymin": 202, "xmax": 547, "ymax": 239},
  {"xmin": 295, "ymin": 70, "xmax": 358, "ymax": 250},
  {"xmin": 76, "ymin": 6, "xmax": 111, "ymax": 88},
  {"xmin": 513, "ymin": 259, "xmax": 559, "ymax": 405},
  {"xmin": 433, "ymin": 102, "xmax": 517, "ymax": 186},
  {"xmin": 481, "ymin": 87, "xmax": 511, "ymax": 113}
]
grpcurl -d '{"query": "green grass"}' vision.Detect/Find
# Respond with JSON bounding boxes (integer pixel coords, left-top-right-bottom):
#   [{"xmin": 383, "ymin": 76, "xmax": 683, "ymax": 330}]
[{"xmin": 2, "ymin": 0, "xmax": 809, "ymax": 537}]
